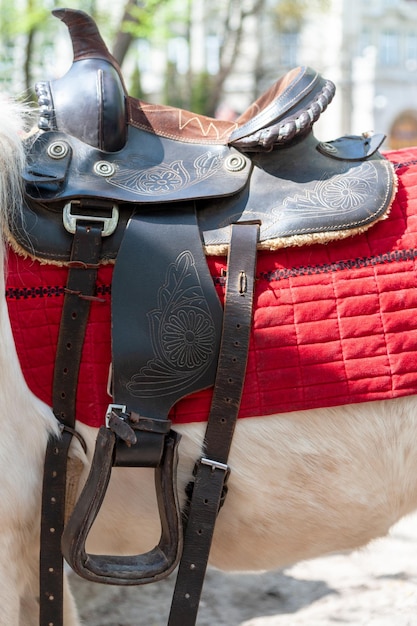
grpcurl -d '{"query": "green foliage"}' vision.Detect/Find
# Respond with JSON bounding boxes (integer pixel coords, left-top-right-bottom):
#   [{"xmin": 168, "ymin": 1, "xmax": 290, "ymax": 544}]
[
  {"xmin": 1, "ymin": 0, "xmax": 47, "ymax": 38},
  {"xmin": 163, "ymin": 62, "xmax": 215, "ymax": 115},
  {"xmin": 120, "ymin": 0, "xmax": 193, "ymax": 48},
  {"xmin": 191, "ymin": 71, "xmax": 215, "ymax": 116},
  {"xmin": 273, "ymin": 0, "xmax": 330, "ymax": 32},
  {"xmin": 128, "ymin": 64, "xmax": 145, "ymax": 100}
]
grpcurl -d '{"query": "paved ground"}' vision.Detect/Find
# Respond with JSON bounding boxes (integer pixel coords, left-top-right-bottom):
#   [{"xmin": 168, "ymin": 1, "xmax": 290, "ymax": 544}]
[{"xmin": 70, "ymin": 513, "xmax": 417, "ymax": 625}]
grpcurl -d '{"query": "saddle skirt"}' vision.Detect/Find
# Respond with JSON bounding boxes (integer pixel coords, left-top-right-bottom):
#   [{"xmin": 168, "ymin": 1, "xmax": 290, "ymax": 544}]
[{"xmin": 7, "ymin": 148, "xmax": 417, "ymax": 427}]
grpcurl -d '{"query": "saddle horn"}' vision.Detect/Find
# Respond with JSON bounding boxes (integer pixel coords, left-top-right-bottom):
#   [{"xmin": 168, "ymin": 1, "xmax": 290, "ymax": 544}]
[
  {"xmin": 36, "ymin": 9, "xmax": 127, "ymax": 152},
  {"xmin": 52, "ymin": 8, "xmax": 117, "ymax": 63}
]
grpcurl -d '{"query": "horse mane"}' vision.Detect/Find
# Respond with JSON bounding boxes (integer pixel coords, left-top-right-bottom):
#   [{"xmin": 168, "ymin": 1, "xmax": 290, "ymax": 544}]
[{"xmin": 0, "ymin": 97, "xmax": 32, "ymax": 245}]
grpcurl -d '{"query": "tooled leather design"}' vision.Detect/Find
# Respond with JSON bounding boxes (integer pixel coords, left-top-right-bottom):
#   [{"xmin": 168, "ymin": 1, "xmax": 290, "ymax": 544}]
[
  {"xmin": 126, "ymin": 251, "xmax": 218, "ymax": 398},
  {"xmin": 15, "ymin": 128, "xmax": 395, "ymax": 262},
  {"xmin": 105, "ymin": 152, "xmax": 227, "ymax": 196}
]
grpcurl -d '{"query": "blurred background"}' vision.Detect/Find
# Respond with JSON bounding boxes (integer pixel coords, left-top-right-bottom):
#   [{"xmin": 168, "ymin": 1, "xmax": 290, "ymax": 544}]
[{"xmin": 2, "ymin": 0, "xmax": 417, "ymax": 148}]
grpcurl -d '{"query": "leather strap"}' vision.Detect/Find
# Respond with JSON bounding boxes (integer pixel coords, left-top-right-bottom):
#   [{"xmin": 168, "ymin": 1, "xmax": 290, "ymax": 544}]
[
  {"xmin": 40, "ymin": 221, "xmax": 103, "ymax": 626},
  {"xmin": 168, "ymin": 221, "xmax": 259, "ymax": 626}
]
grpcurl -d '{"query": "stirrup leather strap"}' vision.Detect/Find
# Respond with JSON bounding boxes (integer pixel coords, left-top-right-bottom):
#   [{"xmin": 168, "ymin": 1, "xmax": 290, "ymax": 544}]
[
  {"xmin": 168, "ymin": 221, "xmax": 260, "ymax": 626},
  {"xmin": 40, "ymin": 221, "xmax": 103, "ymax": 626}
]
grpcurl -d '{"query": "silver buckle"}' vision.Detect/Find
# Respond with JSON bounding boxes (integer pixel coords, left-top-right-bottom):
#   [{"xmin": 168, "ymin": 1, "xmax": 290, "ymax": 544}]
[
  {"xmin": 105, "ymin": 404, "xmax": 127, "ymax": 428},
  {"xmin": 63, "ymin": 202, "xmax": 119, "ymax": 237}
]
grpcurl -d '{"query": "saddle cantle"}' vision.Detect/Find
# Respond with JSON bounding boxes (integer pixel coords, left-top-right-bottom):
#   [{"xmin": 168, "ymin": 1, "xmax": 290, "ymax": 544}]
[{"xmin": 11, "ymin": 9, "xmax": 395, "ymax": 262}]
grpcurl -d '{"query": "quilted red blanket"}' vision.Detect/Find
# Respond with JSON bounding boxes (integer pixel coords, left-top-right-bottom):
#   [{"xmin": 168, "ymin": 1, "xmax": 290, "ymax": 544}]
[{"xmin": 6, "ymin": 148, "xmax": 417, "ymax": 427}]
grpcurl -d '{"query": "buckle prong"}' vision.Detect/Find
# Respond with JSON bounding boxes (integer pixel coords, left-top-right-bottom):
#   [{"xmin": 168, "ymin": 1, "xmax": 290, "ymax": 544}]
[{"xmin": 200, "ymin": 457, "xmax": 229, "ymax": 473}]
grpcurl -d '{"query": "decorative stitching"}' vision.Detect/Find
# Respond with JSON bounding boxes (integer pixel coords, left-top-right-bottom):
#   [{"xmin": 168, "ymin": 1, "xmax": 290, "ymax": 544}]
[
  {"xmin": 6, "ymin": 284, "xmax": 111, "ymax": 300},
  {"xmin": 258, "ymin": 249, "xmax": 417, "ymax": 283}
]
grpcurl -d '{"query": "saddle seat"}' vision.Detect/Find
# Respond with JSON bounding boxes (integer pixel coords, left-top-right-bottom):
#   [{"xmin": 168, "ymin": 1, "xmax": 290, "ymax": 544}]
[{"xmin": 127, "ymin": 65, "xmax": 335, "ymax": 150}]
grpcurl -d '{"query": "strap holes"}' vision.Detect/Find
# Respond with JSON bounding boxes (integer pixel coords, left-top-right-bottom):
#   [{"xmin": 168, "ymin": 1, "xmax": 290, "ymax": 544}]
[
  {"xmin": 185, "ymin": 593, "xmax": 191, "ymax": 600},
  {"xmin": 71, "ymin": 312, "xmax": 77, "ymax": 319},
  {"xmin": 48, "ymin": 567, "xmax": 54, "ymax": 573},
  {"xmin": 48, "ymin": 595, "xmax": 54, "ymax": 601},
  {"xmin": 50, "ymin": 497, "xmax": 56, "ymax": 504},
  {"xmin": 61, "ymin": 392, "xmax": 66, "ymax": 399},
  {"xmin": 53, "ymin": 448, "xmax": 59, "ymax": 455},
  {"xmin": 228, "ymin": 378, "xmax": 233, "ymax": 383},
  {"xmin": 49, "ymin": 527, "xmax": 56, "ymax": 534},
  {"xmin": 63, "ymin": 367, "xmax": 68, "ymax": 375},
  {"xmin": 204, "ymin": 498, "xmax": 209, "ymax": 505},
  {"xmin": 220, "ymin": 417, "xmax": 226, "ymax": 424},
  {"xmin": 66, "ymin": 342, "xmax": 72, "ymax": 350},
  {"xmin": 197, "ymin": 529, "xmax": 203, "ymax": 535},
  {"xmin": 236, "ymin": 323, "xmax": 241, "ymax": 329}
]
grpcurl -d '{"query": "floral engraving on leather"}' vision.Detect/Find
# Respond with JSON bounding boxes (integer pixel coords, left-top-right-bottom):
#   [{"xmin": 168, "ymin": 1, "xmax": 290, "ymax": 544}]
[
  {"xmin": 127, "ymin": 250, "xmax": 216, "ymax": 397},
  {"xmin": 106, "ymin": 151, "xmax": 223, "ymax": 195},
  {"xmin": 281, "ymin": 161, "xmax": 378, "ymax": 216}
]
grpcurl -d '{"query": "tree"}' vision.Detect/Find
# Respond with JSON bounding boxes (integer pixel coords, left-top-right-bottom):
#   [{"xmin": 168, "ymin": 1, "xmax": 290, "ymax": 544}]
[
  {"xmin": 1, "ymin": 0, "xmax": 324, "ymax": 114},
  {"xmin": 112, "ymin": 0, "xmax": 269, "ymax": 115}
]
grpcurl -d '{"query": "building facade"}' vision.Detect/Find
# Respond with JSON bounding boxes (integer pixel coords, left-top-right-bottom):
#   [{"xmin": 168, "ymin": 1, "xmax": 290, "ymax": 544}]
[
  {"xmin": 2, "ymin": 0, "xmax": 417, "ymax": 149},
  {"xmin": 251, "ymin": 0, "xmax": 417, "ymax": 147}
]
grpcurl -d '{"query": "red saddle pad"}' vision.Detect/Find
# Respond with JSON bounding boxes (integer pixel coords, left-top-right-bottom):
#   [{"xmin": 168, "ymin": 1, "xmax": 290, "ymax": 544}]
[{"xmin": 6, "ymin": 147, "xmax": 417, "ymax": 427}]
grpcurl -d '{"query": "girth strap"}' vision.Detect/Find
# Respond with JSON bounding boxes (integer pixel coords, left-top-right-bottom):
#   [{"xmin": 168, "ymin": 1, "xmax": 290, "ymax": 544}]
[
  {"xmin": 168, "ymin": 221, "xmax": 260, "ymax": 626},
  {"xmin": 40, "ymin": 221, "xmax": 104, "ymax": 626}
]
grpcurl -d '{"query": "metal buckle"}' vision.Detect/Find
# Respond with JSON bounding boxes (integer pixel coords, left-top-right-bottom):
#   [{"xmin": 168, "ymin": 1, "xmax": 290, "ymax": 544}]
[
  {"xmin": 63, "ymin": 202, "xmax": 119, "ymax": 236},
  {"xmin": 105, "ymin": 403, "xmax": 127, "ymax": 428}
]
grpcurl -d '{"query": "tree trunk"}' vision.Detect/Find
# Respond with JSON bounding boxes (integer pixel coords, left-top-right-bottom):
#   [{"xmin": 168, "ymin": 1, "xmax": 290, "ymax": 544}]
[{"xmin": 112, "ymin": 0, "xmax": 142, "ymax": 65}]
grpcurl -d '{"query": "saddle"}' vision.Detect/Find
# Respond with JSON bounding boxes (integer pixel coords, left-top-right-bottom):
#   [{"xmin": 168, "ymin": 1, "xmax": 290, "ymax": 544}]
[{"xmin": 11, "ymin": 9, "xmax": 396, "ymax": 626}]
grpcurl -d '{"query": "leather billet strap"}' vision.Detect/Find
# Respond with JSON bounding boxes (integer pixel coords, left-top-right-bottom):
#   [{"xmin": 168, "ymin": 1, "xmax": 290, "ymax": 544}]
[
  {"xmin": 40, "ymin": 220, "xmax": 104, "ymax": 626},
  {"xmin": 168, "ymin": 221, "xmax": 260, "ymax": 626}
]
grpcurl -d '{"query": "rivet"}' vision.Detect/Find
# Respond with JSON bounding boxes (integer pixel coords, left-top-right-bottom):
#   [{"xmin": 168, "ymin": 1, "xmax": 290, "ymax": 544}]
[
  {"xmin": 94, "ymin": 160, "xmax": 115, "ymax": 177},
  {"xmin": 224, "ymin": 154, "xmax": 247, "ymax": 173},
  {"xmin": 47, "ymin": 141, "xmax": 69, "ymax": 160}
]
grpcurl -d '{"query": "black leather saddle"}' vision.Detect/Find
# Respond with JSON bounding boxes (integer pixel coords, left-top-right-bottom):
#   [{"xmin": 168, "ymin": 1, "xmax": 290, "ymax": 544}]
[
  {"xmin": 14, "ymin": 8, "xmax": 395, "ymax": 263},
  {"xmin": 17, "ymin": 9, "xmax": 396, "ymax": 626}
]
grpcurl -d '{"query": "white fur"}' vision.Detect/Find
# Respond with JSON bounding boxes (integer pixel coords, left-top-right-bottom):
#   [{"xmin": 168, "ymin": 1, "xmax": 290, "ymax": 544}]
[{"xmin": 2, "ymin": 100, "xmax": 417, "ymax": 624}]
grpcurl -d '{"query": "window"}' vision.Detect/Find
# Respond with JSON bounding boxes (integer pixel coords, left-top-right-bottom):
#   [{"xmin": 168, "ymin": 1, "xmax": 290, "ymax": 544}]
[
  {"xmin": 279, "ymin": 32, "xmax": 299, "ymax": 68},
  {"xmin": 406, "ymin": 33, "xmax": 417, "ymax": 61},
  {"xmin": 380, "ymin": 31, "xmax": 400, "ymax": 65}
]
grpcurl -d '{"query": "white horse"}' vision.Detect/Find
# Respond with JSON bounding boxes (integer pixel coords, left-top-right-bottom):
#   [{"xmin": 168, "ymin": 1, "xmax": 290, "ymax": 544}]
[{"xmin": 2, "ymin": 97, "xmax": 417, "ymax": 626}]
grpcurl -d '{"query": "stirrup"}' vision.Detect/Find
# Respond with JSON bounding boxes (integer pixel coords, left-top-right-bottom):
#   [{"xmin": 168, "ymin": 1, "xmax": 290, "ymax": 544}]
[{"xmin": 61, "ymin": 426, "xmax": 182, "ymax": 584}]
